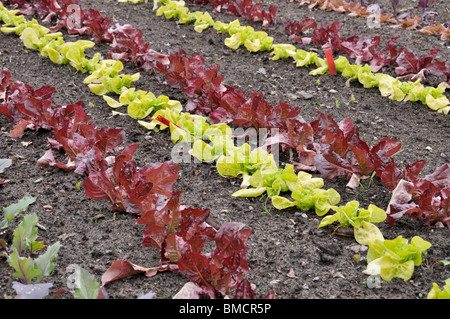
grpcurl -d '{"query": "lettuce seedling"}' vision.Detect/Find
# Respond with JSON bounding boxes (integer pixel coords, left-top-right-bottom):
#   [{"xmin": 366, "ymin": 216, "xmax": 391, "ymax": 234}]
[
  {"xmin": 364, "ymin": 235, "xmax": 431, "ymax": 282},
  {"xmin": 270, "ymin": 171, "xmax": 340, "ymax": 216},
  {"xmin": 319, "ymin": 201, "xmax": 386, "ymax": 244},
  {"xmin": 319, "ymin": 201, "xmax": 386, "ymax": 229},
  {"xmin": 216, "ymin": 145, "xmax": 278, "ymax": 188},
  {"xmin": 427, "ymin": 278, "xmax": 450, "ymax": 299}
]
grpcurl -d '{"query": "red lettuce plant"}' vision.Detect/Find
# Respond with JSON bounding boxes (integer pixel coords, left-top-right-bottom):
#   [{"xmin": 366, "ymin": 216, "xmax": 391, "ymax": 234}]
[
  {"xmin": 0, "ymin": 68, "xmax": 269, "ymax": 298},
  {"xmin": 0, "ymin": 79, "xmax": 58, "ymax": 138},
  {"xmin": 280, "ymin": 17, "xmax": 317, "ymax": 42},
  {"xmin": 108, "ymin": 23, "xmax": 169, "ymax": 71},
  {"xmin": 311, "ymin": 21, "xmax": 343, "ymax": 52},
  {"xmin": 386, "ymin": 164, "xmax": 450, "ymax": 228},
  {"xmin": 136, "ymin": 190, "xmax": 259, "ymax": 298},
  {"xmin": 194, "ymin": 0, "xmax": 278, "ymax": 26},
  {"xmin": 83, "ymin": 143, "xmax": 180, "ymax": 213},
  {"xmin": 177, "ymin": 221, "xmax": 253, "ymax": 298}
]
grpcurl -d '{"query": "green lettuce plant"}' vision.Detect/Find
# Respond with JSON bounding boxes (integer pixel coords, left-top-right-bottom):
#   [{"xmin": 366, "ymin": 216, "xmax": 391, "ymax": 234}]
[
  {"xmin": 271, "ymin": 187, "xmax": 341, "ymax": 216},
  {"xmin": 232, "ymin": 163, "xmax": 298, "ymax": 198},
  {"xmin": 268, "ymin": 170, "xmax": 340, "ymax": 216},
  {"xmin": 217, "ymin": 145, "xmax": 278, "ymax": 188},
  {"xmin": 104, "ymin": 87, "xmax": 182, "ymax": 119},
  {"xmin": 427, "ymin": 278, "xmax": 450, "ymax": 299},
  {"xmin": 18, "ymin": 24, "xmax": 101, "ymax": 74},
  {"xmin": 319, "ymin": 200, "xmax": 386, "ymax": 244},
  {"xmin": 73, "ymin": 267, "xmax": 102, "ymax": 299},
  {"xmin": 83, "ymin": 60, "xmax": 140, "ymax": 96},
  {"xmin": 363, "ymin": 235, "xmax": 431, "ymax": 282}
]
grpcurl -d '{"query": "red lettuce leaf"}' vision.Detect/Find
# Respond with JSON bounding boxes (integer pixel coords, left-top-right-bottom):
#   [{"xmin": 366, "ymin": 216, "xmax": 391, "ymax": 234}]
[
  {"xmin": 101, "ymin": 260, "xmax": 159, "ymax": 286},
  {"xmin": 311, "ymin": 21, "xmax": 342, "ymax": 52},
  {"xmin": 386, "ymin": 164, "xmax": 450, "ymax": 227},
  {"xmin": 394, "ymin": 47, "xmax": 447, "ymax": 81},
  {"xmin": 0, "ymin": 69, "xmax": 13, "ymax": 101},
  {"xmin": 177, "ymin": 222, "xmax": 252, "ymax": 298},
  {"xmin": 233, "ymin": 278, "xmax": 275, "ymax": 299},
  {"xmin": 281, "ymin": 17, "xmax": 317, "ymax": 40}
]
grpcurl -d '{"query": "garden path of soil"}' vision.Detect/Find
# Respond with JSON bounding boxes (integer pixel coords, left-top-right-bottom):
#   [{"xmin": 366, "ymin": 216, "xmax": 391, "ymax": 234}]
[{"xmin": 0, "ymin": 0, "xmax": 449, "ymax": 300}]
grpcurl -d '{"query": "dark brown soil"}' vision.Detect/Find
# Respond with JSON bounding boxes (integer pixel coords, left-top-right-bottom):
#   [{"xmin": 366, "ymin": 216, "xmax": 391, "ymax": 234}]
[{"xmin": 0, "ymin": 0, "xmax": 449, "ymax": 301}]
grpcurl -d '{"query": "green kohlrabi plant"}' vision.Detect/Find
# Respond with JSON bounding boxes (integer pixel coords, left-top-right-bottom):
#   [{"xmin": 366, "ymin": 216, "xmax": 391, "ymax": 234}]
[
  {"xmin": 73, "ymin": 267, "xmax": 102, "ymax": 299},
  {"xmin": 6, "ymin": 213, "xmax": 61, "ymax": 285},
  {"xmin": 1, "ymin": 196, "xmax": 36, "ymax": 230}
]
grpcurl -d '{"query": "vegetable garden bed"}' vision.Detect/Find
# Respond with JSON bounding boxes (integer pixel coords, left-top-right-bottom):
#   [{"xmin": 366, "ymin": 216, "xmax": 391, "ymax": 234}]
[{"xmin": 0, "ymin": 0, "xmax": 449, "ymax": 300}]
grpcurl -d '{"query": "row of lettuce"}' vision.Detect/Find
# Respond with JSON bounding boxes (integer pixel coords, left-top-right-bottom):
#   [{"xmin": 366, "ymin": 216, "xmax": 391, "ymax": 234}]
[
  {"xmin": 148, "ymin": 0, "xmax": 450, "ymax": 114},
  {"xmin": 0, "ymin": 66, "xmax": 272, "ymax": 299},
  {"xmin": 185, "ymin": 0, "xmax": 450, "ymax": 87},
  {"xmin": 293, "ymin": 0, "xmax": 450, "ymax": 41},
  {"xmin": 2, "ymin": 0, "xmax": 448, "ymax": 229},
  {"xmin": 0, "ymin": 1, "xmax": 449, "ymax": 298}
]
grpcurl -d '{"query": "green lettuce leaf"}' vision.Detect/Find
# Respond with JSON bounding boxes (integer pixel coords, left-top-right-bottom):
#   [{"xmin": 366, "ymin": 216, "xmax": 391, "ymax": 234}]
[
  {"xmin": 319, "ymin": 201, "xmax": 386, "ymax": 229},
  {"xmin": 270, "ymin": 44, "xmax": 297, "ymax": 61},
  {"xmin": 1, "ymin": 197, "xmax": 36, "ymax": 229},
  {"xmin": 291, "ymin": 188, "xmax": 340, "ymax": 216},
  {"xmin": 74, "ymin": 267, "xmax": 101, "ymax": 299},
  {"xmin": 193, "ymin": 11, "xmax": 214, "ymax": 32},
  {"xmin": 427, "ymin": 279, "xmax": 450, "ymax": 299},
  {"xmin": 365, "ymin": 235, "xmax": 431, "ymax": 282},
  {"xmin": 271, "ymin": 196, "xmax": 297, "ymax": 210}
]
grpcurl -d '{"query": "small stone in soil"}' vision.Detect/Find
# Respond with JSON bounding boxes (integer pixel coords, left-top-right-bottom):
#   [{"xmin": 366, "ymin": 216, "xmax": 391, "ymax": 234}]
[{"xmin": 298, "ymin": 90, "xmax": 313, "ymax": 100}]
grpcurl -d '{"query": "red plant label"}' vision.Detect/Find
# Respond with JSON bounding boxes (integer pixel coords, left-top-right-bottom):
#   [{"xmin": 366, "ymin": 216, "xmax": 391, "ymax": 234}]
[
  {"xmin": 154, "ymin": 115, "xmax": 187, "ymax": 131},
  {"xmin": 323, "ymin": 43, "xmax": 337, "ymax": 75}
]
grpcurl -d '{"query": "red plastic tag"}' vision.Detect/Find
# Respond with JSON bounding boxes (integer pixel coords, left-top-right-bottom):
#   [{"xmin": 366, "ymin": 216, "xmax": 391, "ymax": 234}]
[
  {"xmin": 155, "ymin": 115, "xmax": 171, "ymax": 126},
  {"xmin": 322, "ymin": 42, "xmax": 337, "ymax": 76},
  {"xmin": 155, "ymin": 115, "xmax": 187, "ymax": 131},
  {"xmin": 324, "ymin": 49, "xmax": 337, "ymax": 75}
]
